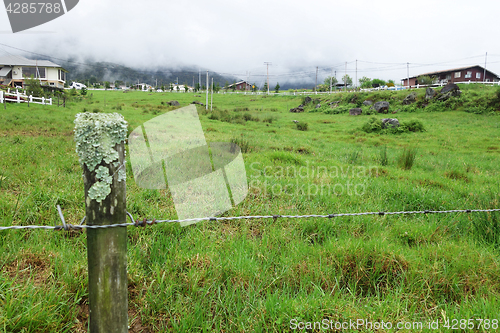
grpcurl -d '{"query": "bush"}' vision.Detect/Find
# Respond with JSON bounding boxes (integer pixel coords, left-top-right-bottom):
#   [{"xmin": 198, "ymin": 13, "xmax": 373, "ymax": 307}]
[
  {"xmin": 397, "ymin": 148, "xmax": 417, "ymax": 170},
  {"xmin": 362, "ymin": 118, "xmax": 425, "ymax": 134},
  {"xmin": 296, "ymin": 122, "xmax": 308, "ymax": 131},
  {"xmin": 362, "ymin": 117, "xmax": 383, "ymax": 133},
  {"xmin": 263, "ymin": 116, "xmax": 276, "ymax": 123},
  {"xmin": 401, "ymin": 119, "xmax": 425, "ymax": 132},
  {"xmin": 324, "ymin": 104, "xmax": 352, "ymax": 115},
  {"xmin": 230, "ymin": 137, "xmax": 251, "ymax": 153},
  {"xmin": 379, "ymin": 145, "xmax": 388, "ymax": 166}
]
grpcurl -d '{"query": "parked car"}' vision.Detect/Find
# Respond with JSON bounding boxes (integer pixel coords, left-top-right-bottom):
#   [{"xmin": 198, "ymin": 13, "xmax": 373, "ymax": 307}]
[{"xmin": 69, "ymin": 82, "xmax": 87, "ymax": 90}]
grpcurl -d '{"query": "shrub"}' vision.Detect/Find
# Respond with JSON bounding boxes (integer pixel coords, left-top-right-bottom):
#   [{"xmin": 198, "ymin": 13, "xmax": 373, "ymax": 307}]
[
  {"xmin": 362, "ymin": 117, "xmax": 383, "ymax": 133},
  {"xmin": 230, "ymin": 137, "xmax": 251, "ymax": 153},
  {"xmin": 263, "ymin": 116, "xmax": 276, "ymax": 123},
  {"xmin": 401, "ymin": 119, "xmax": 425, "ymax": 132},
  {"xmin": 324, "ymin": 104, "xmax": 352, "ymax": 115},
  {"xmin": 399, "ymin": 104, "xmax": 418, "ymax": 113},
  {"xmin": 379, "ymin": 145, "xmax": 388, "ymax": 166},
  {"xmin": 397, "ymin": 148, "xmax": 417, "ymax": 170},
  {"xmin": 296, "ymin": 122, "xmax": 308, "ymax": 131}
]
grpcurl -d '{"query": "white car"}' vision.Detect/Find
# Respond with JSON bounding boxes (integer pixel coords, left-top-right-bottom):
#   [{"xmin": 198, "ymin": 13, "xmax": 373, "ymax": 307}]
[
  {"xmin": 156, "ymin": 89, "xmax": 163, "ymax": 92},
  {"xmin": 69, "ymin": 82, "xmax": 87, "ymax": 90}
]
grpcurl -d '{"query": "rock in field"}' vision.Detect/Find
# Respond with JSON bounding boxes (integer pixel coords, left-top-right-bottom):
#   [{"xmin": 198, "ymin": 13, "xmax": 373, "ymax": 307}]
[
  {"xmin": 289, "ymin": 106, "xmax": 304, "ymax": 113},
  {"xmin": 381, "ymin": 118, "xmax": 400, "ymax": 128},
  {"xmin": 425, "ymin": 87, "xmax": 436, "ymax": 100},
  {"xmin": 349, "ymin": 108, "xmax": 362, "ymax": 116},
  {"xmin": 402, "ymin": 92, "xmax": 417, "ymax": 105},
  {"xmin": 371, "ymin": 101, "xmax": 390, "ymax": 113}
]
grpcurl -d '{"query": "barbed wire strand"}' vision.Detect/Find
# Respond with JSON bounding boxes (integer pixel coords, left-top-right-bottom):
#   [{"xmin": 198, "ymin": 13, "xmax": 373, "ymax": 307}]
[{"xmin": 0, "ymin": 206, "xmax": 498, "ymax": 232}]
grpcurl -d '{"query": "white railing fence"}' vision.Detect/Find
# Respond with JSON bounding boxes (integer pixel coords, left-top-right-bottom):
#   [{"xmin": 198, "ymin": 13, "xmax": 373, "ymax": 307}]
[{"xmin": 0, "ymin": 89, "xmax": 52, "ymax": 105}]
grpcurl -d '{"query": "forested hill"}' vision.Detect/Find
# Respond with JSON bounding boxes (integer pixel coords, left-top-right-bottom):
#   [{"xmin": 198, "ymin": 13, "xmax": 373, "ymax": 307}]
[{"xmin": 60, "ymin": 59, "xmax": 236, "ymax": 88}]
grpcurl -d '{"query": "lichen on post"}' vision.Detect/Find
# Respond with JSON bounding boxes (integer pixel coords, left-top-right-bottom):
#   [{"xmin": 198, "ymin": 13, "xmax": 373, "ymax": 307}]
[{"xmin": 74, "ymin": 112, "xmax": 128, "ymax": 333}]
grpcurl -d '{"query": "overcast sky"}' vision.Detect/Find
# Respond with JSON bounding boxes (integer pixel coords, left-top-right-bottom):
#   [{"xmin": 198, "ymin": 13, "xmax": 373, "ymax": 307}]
[{"xmin": 1, "ymin": 0, "xmax": 500, "ymax": 86}]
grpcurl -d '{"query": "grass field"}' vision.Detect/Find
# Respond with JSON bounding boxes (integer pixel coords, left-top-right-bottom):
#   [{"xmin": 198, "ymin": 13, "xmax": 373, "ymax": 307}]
[{"xmin": 0, "ymin": 86, "xmax": 499, "ymax": 332}]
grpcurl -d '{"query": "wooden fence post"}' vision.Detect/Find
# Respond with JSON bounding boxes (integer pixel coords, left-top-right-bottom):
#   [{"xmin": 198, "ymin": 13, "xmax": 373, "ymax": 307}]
[{"xmin": 74, "ymin": 113, "xmax": 129, "ymax": 333}]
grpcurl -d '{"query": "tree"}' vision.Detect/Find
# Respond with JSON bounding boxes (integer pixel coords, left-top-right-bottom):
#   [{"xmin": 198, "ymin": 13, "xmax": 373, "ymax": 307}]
[
  {"xmin": 417, "ymin": 75, "xmax": 434, "ymax": 85},
  {"xmin": 224, "ymin": 81, "xmax": 229, "ymax": 92},
  {"xmin": 262, "ymin": 82, "xmax": 268, "ymax": 92},
  {"xmin": 81, "ymin": 86, "xmax": 88, "ymax": 96},
  {"xmin": 24, "ymin": 75, "xmax": 44, "ymax": 97},
  {"xmin": 215, "ymin": 82, "xmax": 220, "ymax": 93},
  {"xmin": 114, "ymin": 80, "xmax": 124, "ymax": 89},
  {"xmin": 195, "ymin": 83, "xmax": 200, "ymax": 92},
  {"xmin": 252, "ymin": 84, "xmax": 257, "ymax": 92},
  {"xmin": 359, "ymin": 76, "xmax": 372, "ymax": 88},
  {"xmin": 323, "ymin": 76, "xmax": 338, "ymax": 90},
  {"xmin": 231, "ymin": 80, "xmax": 237, "ymax": 92},
  {"xmin": 371, "ymin": 78, "xmax": 386, "ymax": 87},
  {"xmin": 169, "ymin": 83, "xmax": 174, "ymax": 92},
  {"xmin": 184, "ymin": 83, "xmax": 189, "ymax": 93},
  {"xmin": 274, "ymin": 82, "xmax": 280, "ymax": 93},
  {"xmin": 104, "ymin": 81, "xmax": 111, "ymax": 90},
  {"xmin": 342, "ymin": 75, "xmax": 353, "ymax": 87}
]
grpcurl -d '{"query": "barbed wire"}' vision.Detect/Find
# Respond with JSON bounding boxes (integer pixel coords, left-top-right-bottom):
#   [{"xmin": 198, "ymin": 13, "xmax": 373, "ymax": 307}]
[{"xmin": 0, "ymin": 206, "xmax": 498, "ymax": 232}]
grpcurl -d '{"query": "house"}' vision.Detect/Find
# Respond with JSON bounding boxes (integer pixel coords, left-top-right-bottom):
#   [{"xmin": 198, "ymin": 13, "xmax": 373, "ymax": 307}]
[
  {"xmin": 170, "ymin": 84, "xmax": 193, "ymax": 92},
  {"xmin": 0, "ymin": 55, "xmax": 67, "ymax": 89},
  {"xmin": 134, "ymin": 83, "xmax": 153, "ymax": 91},
  {"xmin": 402, "ymin": 65, "xmax": 500, "ymax": 87},
  {"xmin": 226, "ymin": 80, "xmax": 252, "ymax": 91}
]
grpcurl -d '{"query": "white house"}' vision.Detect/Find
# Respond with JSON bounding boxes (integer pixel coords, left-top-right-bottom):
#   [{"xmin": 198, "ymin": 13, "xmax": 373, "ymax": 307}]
[{"xmin": 0, "ymin": 55, "xmax": 67, "ymax": 89}]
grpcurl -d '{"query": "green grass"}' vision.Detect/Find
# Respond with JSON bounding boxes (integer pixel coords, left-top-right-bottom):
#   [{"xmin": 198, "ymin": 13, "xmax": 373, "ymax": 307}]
[{"xmin": 0, "ymin": 87, "xmax": 499, "ymax": 331}]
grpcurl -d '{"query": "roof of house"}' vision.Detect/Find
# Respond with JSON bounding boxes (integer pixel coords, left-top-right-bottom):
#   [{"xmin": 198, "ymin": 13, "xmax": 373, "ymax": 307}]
[
  {"xmin": 227, "ymin": 80, "xmax": 251, "ymax": 87},
  {"xmin": 404, "ymin": 65, "xmax": 499, "ymax": 80},
  {"xmin": 0, "ymin": 55, "xmax": 65, "ymax": 69}
]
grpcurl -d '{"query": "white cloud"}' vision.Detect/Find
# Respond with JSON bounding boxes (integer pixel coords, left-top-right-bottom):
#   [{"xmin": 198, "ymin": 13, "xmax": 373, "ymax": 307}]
[{"xmin": 1, "ymin": 0, "xmax": 499, "ymax": 85}]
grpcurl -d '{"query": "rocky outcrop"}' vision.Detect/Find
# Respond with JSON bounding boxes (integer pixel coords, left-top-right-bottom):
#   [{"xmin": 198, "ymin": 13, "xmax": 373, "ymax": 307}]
[
  {"xmin": 289, "ymin": 106, "xmax": 304, "ymax": 113},
  {"xmin": 371, "ymin": 101, "xmax": 390, "ymax": 113},
  {"xmin": 437, "ymin": 83, "xmax": 461, "ymax": 101},
  {"xmin": 402, "ymin": 92, "xmax": 417, "ymax": 105},
  {"xmin": 425, "ymin": 87, "xmax": 436, "ymax": 100}
]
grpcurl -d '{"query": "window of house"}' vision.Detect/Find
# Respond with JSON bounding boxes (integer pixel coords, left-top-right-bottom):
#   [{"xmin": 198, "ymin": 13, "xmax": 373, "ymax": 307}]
[
  {"xmin": 446, "ymin": 74, "xmax": 451, "ymax": 80},
  {"xmin": 465, "ymin": 71, "xmax": 472, "ymax": 79},
  {"xmin": 58, "ymin": 69, "xmax": 66, "ymax": 81},
  {"xmin": 22, "ymin": 67, "xmax": 45, "ymax": 78},
  {"xmin": 454, "ymin": 72, "xmax": 461, "ymax": 78},
  {"xmin": 476, "ymin": 72, "xmax": 481, "ymax": 79}
]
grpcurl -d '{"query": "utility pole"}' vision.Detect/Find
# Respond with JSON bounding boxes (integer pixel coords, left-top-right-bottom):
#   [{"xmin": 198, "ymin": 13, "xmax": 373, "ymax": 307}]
[
  {"xmin": 407, "ymin": 62, "xmax": 409, "ymax": 89},
  {"xmin": 210, "ymin": 78, "xmax": 213, "ymax": 111},
  {"xmin": 330, "ymin": 68, "xmax": 333, "ymax": 94},
  {"xmin": 264, "ymin": 62, "xmax": 272, "ymax": 95},
  {"xmin": 355, "ymin": 59, "xmax": 357, "ymax": 90},
  {"xmin": 206, "ymin": 71, "xmax": 209, "ymax": 110},
  {"xmin": 315, "ymin": 66, "xmax": 318, "ymax": 94},
  {"xmin": 484, "ymin": 52, "xmax": 488, "ymax": 83},
  {"xmin": 199, "ymin": 69, "xmax": 201, "ymax": 90},
  {"xmin": 344, "ymin": 62, "xmax": 347, "ymax": 91}
]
